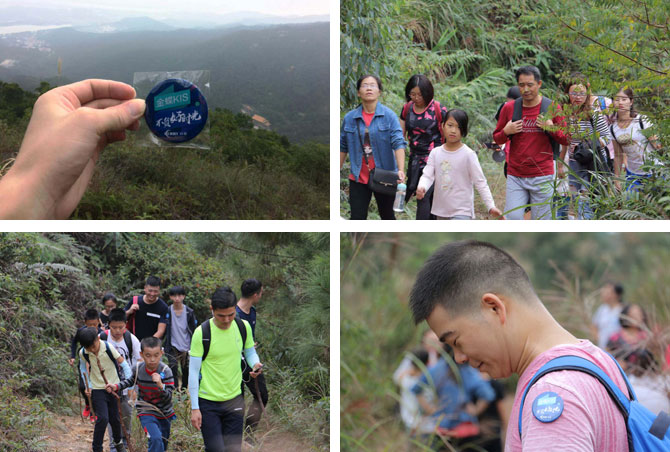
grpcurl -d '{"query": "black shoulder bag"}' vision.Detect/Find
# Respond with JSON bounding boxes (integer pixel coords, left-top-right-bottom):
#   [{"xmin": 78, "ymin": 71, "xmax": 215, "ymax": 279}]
[
  {"xmin": 573, "ymin": 116, "xmax": 609, "ymax": 174},
  {"xmin": 356, "ymin": 120, "xmax": 398, "ymax": 196}
]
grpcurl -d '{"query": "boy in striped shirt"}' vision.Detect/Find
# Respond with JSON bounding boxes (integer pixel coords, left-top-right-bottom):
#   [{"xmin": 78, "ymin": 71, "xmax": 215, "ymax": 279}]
[{"xmin": 117, "ymin": 336, "xmax": 176, "ymax": 452}]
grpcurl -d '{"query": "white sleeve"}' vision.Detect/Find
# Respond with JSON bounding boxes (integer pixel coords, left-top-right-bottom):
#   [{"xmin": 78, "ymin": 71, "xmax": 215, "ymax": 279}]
[{"xmin": 417, "ymin": 151, "xmax": 436, "ymax": 191}]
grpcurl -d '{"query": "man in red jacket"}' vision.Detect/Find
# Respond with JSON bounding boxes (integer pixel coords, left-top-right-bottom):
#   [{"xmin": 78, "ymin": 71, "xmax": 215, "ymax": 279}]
[{"xmin": 493, "ymin": 66, "xmax": 568, "ymax": 220}]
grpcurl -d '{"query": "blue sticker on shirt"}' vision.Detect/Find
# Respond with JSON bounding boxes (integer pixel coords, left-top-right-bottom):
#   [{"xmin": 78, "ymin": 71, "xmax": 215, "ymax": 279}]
[
  {"xmin": 159, "ymin": 372, "xmax": 165, "ymax": 379},
  {"xmin": 532, "ymin": 391, "xmax": 564, "ymax": 423}
]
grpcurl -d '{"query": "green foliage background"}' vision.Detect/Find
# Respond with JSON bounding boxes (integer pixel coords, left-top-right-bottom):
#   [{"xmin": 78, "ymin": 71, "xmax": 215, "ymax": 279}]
[
  {"xmin": 340, "ymin": 0, "xmax": 670, "ymax": 219},
  {"xmin": 0, "ymin": 232, "xmax": 329, "ymax": 451},
  {"xmin": 340, "ymin": 232, "xmax": 670, "ymax": 451},
  {"xmin": 0, "ymin": 82, "xmax": 328, "ymax": 220}
]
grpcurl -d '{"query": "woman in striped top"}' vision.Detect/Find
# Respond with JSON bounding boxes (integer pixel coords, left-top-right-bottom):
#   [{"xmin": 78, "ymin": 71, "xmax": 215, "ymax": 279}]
[{"xmin": 557, "ymin": 76, "xmax": 611, "ymax": 219}]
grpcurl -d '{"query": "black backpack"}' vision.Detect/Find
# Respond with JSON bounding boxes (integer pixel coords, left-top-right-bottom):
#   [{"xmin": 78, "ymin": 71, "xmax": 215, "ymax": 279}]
[
  {"xmin": 201, "ymin": 317, "xmax": 248, "ymax": 362},
  {"xmin": 99, "ymin": 330, "xmax": 133, "ymax": 359},
  {"xmin": 511, "ymin": 96, "xmax": 560, "ymax": 159},
  {"xmin": 81, "ymin": 341, "xmax": 122, "ymax": 380}
]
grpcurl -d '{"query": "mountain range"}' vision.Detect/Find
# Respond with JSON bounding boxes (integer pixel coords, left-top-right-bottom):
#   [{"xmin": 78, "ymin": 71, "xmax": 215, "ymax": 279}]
[{"xmin": 0, "ymin": 19, "xmax": 329, "ymax": 143}]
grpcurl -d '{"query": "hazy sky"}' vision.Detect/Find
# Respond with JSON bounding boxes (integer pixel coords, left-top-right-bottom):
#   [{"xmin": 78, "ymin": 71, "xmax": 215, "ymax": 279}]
[{"xmin": 0, "ymin": 0, "xmax": 329, "ymax": 17}]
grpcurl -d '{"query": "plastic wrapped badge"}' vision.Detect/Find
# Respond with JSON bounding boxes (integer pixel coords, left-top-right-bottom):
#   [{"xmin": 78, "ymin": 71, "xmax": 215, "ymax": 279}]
[{"xmin": 133, "ymin": 70, "xmax": 210, "ymax": 149}]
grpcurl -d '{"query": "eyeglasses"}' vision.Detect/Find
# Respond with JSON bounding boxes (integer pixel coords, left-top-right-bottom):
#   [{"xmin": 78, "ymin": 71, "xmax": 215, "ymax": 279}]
[
  {"xmin": 360, "ymin": 83, "xmax": 378, "ymax": 89},
  {"xmin": 569, "ymin": 92, "xmax": 587, "ymax": 97}
]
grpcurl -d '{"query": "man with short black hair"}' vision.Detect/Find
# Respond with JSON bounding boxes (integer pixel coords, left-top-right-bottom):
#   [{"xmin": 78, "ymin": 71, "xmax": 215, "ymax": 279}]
[
  {"xmin": 493, "ymin": 65, "xmax": 568, "ymax": 220},
  {"xmin": 409, "ymin": 240, "xmax": 629, "ymax": 451},
  {"xmin": 124, "ymin": 276, "xmax": 169, "ymax": 340},
  {"xmin": 189, "ymin": 287, "xmax": 263, "ymax": 452},
  {"xmin": 236, "ymin": 278, "xmax": 269, "ymax": 435},
  {"xmin": 164, "ymin": 285, "xmax": 197, "ymax": 390}
]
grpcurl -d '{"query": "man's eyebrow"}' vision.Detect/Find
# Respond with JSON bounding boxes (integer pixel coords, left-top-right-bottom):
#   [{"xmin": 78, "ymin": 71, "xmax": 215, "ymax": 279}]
[{"xmin": 439, "ymin": 331, "xmax": 455, "ymax": 343}]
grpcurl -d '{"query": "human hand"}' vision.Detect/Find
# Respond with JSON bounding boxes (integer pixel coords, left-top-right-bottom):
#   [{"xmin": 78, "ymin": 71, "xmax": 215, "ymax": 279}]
[
  {"xmin": 397, "ymin": 170, "xmax": 406, "ymax": 184},
  {"xmin": 127, "ymin": 303, "xmax": 140, "ymax": 314},
  {"xmin": 105, "ymin": 383, "xmax": 117, "ymax": 393},
  {"xmin": 488, "ymin": 207, "xmax": 504, "ymax": 219},
  {"xmin": 503, "ymin": 119, "xmax": 523, "ymax": 136},
  {"xmin": 0, "ymin": 79, "xmax": 146, "ymax": 219},
  {"xmin": 416, "ymin": 187, "xmax": 426, "ymax": 200},
  {"xmin": 85, "ymin": 388, "xmax": 91, "ymax": 397},
  {"xmin": 151, "ymin": 372, "xmax": 163, "ymax": 389},
  {"xmin": 558, "ymin": 164, "xmax": 566, "ymax": 179},
  {"xmin": 537, "ymin": 116, "xmax": 554, "ymax": 129},
  {"xmin": 191, "ymin": 409, "xmax": 202, "ymax": 431},
  {"xmin": 69, "ymin": 358, "xmax": 75, "ymax": 367},
  {"xmin": 250, "ymin": 363, "xmax": 263, "ymax": 378}
]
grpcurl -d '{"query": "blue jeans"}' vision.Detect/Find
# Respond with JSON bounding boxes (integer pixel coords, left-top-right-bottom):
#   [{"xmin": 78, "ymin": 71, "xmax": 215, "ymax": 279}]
[
  {"xmin": 505, "ymin": 174, "xmax": 554, "ymax": 220},
  {"xmin": 625, "ymin": 168, "xmax": 651, "ymax": 192},
  {"xmin": 568, "ymin": 158, "xmax": 594, "ymax": 219},
  {"xmin": 139, "ymin": 415, "xmax": 175, "ymax": 452}
]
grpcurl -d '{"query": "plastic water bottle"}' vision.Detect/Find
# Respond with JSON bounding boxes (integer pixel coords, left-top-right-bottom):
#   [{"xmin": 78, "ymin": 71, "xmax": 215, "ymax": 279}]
[{"xmin": 393, "ymin": 183, "xmax": 407, "ymax": 212}]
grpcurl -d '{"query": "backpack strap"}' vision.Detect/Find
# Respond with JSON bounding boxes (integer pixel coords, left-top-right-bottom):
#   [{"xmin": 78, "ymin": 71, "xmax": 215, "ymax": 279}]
[
  {"xmin": 639, "ymin": 116, "xmax": 645, "ymax": 130},
  {"xmin": 235, "ymin": 317, "xmax": 248, "ymax": 356},
  {"xmin": 401, "ymin": 101, "xmax": 413, "ymax": 122},
  {"xmin": 433, "ymin": 100, "xmax": 445, "ymax": 144},
  {"xmin": 518, "ymin": 355, "xmax": 633, "ymax": 439},
  {"xmin": 102, "ymin": 341, "xmax": 122, "ymax": 379},
  {"xmin": 123, "ymin": 330, "xmax": 133, "ymax": 359},
  {"xmin": 511, "ymin": 97, "xmax": 524, "ymax": 123},
  {"xmin": 127, "ymin": 295, "xmax": 139, "ymax": 335},
  {"xmin": 201, "ymin": 319, "xmax": 211, "ymax": 362}
]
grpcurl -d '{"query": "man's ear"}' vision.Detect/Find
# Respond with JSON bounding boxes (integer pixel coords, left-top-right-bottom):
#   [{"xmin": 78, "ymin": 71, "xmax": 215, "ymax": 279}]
[{"xmin": 481, "ymin": 293, "xmax": 507, "ymax": 325}]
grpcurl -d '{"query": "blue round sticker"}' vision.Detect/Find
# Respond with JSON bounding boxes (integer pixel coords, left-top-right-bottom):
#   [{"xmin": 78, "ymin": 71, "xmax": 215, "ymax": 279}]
[
  {"xmin": 532, "ymin": 391, "xmax": 564, "ymax": 423},
  {"xmin": 145, "ymin": 78, "xmax": 208, "ymax": 143}
]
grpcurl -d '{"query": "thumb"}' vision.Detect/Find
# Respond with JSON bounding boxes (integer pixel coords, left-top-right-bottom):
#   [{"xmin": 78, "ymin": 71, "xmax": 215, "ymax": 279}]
[{"xmin": 94, "ymin": 99, "xmax": 146, "ymax": 133}]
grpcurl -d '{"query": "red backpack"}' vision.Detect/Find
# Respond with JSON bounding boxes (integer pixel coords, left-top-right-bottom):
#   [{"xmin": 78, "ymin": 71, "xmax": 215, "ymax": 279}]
[
  {"xmin": 402, "ymin": 99, "xmax": 445, "ymax": 144},
  {"xmin": 125, "ymin": 296, "xmax": 139, "ymax": 335}
]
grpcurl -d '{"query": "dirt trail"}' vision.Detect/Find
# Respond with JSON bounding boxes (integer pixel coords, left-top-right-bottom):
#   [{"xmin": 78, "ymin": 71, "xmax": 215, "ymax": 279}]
[{"xmin": 42, "ymin": 410, "xmax": 315, "ymax": 451}]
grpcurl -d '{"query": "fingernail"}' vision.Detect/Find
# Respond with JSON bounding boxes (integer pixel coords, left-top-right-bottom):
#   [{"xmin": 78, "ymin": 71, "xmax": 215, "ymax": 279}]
[{"xmin": 127, "ymin": 99, "xmax": 146, "ymax": 117}]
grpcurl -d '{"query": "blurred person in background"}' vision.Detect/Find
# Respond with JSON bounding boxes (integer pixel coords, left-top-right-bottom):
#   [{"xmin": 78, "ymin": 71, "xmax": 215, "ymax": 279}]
[{"xmin": 591, "ymin": 281, "xmax": 625, "ymax": 349}]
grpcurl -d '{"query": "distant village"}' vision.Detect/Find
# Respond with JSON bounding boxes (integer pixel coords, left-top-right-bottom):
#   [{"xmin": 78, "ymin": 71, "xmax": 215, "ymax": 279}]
[{"xmin": 241, "ymin": 104, "xmax": 271, "ymax": 130}]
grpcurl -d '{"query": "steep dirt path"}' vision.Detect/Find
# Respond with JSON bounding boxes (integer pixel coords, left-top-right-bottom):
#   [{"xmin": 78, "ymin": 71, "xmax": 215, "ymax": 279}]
[{"xmin": 42, "ymin": 410, "xmax": 316, "ymax": 451}]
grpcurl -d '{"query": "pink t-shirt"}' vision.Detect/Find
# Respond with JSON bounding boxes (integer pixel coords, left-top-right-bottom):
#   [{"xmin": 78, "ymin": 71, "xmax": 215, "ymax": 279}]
[{"xmin": 505, "ymin": 340, "xmax": 630, "ymax": 452}]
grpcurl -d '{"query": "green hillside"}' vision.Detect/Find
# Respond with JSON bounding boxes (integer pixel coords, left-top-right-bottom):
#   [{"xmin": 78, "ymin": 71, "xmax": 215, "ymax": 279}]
[
  {"xmin": 0, "ymin": 22, "xmax": 329, "ymax": 144},
  {"xmin": 0, "ymin": 81, "xmax": 328, "ymax": 220}
]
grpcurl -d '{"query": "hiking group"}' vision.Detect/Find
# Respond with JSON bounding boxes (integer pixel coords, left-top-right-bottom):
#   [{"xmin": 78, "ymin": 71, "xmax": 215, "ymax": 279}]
[
  {"xmin": 403, "ymin": 240, "xmax": 670, "ymax": 451},
  {"xmin": 340, "ymin": 65, "xmax": 663, "ymax": 220},
  {"xmin": 69, "ymin": 276, "xmax": 268, "ymax": 452}
]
